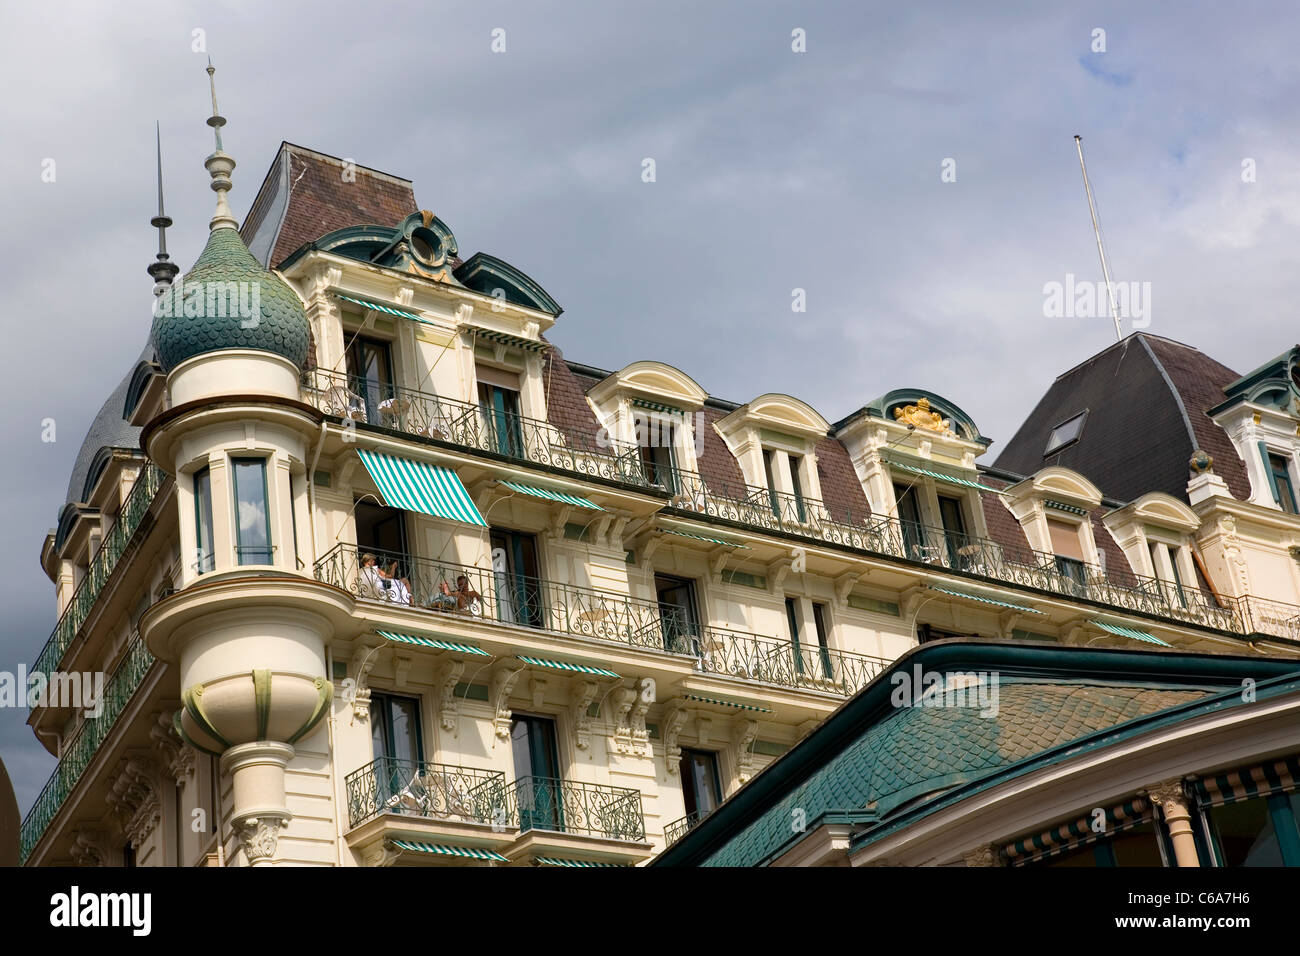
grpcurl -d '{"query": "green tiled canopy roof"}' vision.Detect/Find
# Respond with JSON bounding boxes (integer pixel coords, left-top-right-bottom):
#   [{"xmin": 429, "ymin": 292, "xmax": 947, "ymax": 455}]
[
  {"xmin": 700, "ymin": 678, "xmax": 1209, "ymax": 867},
  {"xmin": 151, "ymin": 227, "xmax": 310, "ymax": 374}
]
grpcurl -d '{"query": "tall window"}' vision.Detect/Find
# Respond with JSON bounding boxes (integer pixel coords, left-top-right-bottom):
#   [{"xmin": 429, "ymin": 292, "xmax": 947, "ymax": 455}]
[
  {"xmin": 490, "ymin": 529, "xmax": 541, "ymax": 627},
  {"xmin": 193, "ymin": 466, "xmax": 215, "ymax": 573},
  {"xmin": 1205, "ymin": 792, "xmax": 1300, "ymax": 866},
  {"xmin": 477, "ymin": 366, "xmax": 524, "ymax": 458},
  {"xmin": 656, "ymin": 574, "xmax": 699, "ymax": 654},
  {"xmin": 764, "ymin": 449, "xmax": 806, "ymax": 522},
  {"xmin": 1047, "ymin": 517, "xmax": 1088, "ymax": 594},
  {"xmin": 1269, "ymin": 453, "xmax": 1298, "ymax": 514},
  {"xmin": 231, "ymin": 458, "xmax": 272, "ymax": 565},
  {"xmin": 811, "ymin": 602, "xmax": 833, "ymax": 679},
  {"xmin": 371, "ymin": 692, "xmax": 424, "ymax": 813},
  {"xmin": 638, "ymin": 415, "xmax": 678, "ymax": 492},
  {"xmin": 345, "ymin": 336, "xmax": 394, "ymax": 424},
  {"xmin": 893, "ymin": 483, "xmax": 926, "ymax": 559},
  {"xmin": 511, "ymin": 714, "xmax": 562, "ymax": 832},
  {"xmin": 680, "ymin": 749, "xmax": 723, "ymax": 824},
  {"xmin": 937, "ymin": 495, "xmax": 967, "ymax": 568},
  {"xmin": 785, "ymin": 597, "xmax": 803, "ymax": 673}
]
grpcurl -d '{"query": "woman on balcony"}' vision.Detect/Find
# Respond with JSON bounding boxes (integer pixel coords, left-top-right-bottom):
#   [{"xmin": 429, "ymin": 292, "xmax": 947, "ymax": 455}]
[{"xmin": 377, "ymin": 559, "xmax": 412, "ymax": 605}]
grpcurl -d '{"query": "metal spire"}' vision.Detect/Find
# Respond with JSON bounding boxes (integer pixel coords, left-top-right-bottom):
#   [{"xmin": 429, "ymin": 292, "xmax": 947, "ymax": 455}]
[
  {"xmin": 202, "ymin": 58, "xmax": 239, "ymax": 231},
  {"xmin": 147, "ymin": 121, "xmax": 180, "ymax": 295}
]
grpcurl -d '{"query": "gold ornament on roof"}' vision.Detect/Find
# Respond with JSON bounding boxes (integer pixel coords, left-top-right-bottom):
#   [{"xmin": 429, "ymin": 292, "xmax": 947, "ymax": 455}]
[{"xmin": 893, "ymin": 397, "xmax": 954, "ymax": 435}]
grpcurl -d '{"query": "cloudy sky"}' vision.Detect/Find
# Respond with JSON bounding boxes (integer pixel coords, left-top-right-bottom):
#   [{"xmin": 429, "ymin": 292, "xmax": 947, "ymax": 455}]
[{"xmin": 2, "ymin": 0, "xmax": 1299, "ymax": 811}]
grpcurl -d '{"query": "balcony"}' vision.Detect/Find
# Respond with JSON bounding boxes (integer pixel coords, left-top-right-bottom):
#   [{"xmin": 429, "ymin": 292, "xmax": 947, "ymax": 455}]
[
  {"xmin": 302, "ymin": 369, "xmax": 647, "ymax": 486},
  {"xmin": 511, "ymin": 776, "xmax": 645, "ymax": 842},
  {"xmin": 664, "ymin": 808, "xmax": 711, "ymax": 846},
  {"xmin": 315, "ymin": 543, "xmax": 889, "ymax": 697},
  {"xmin": 19, "ymin": 634, "xmax": 158, "ymax": 864},
  {"xmin": 345, "ymin": 757, "xmax": 510, "ymax": 830},
  {"xmin": 31, "ymin": 462, "xmax": 165, "ymax": 679}
]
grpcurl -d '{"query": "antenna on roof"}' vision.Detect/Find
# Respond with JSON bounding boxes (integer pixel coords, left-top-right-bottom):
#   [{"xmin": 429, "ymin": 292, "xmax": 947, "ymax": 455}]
[
  {"xmin": 1074, "ymin": 135, "xmax": 1123, "ymax": 343},
  {"xmin": 147, "ymin": 122, "xmax": 179, "ymax": 296}
]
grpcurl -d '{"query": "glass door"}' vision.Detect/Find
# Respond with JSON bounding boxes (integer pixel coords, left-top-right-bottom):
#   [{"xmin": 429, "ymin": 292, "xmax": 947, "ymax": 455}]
[
  {"xmin": 655, "ymin": 574, "xmax": 699, "ymax": 654},
  {"xmin": 894, "ymin": 483, "xmax": 927, "ymax": 559},
  {"xmin": 478, "ymin": 381, "xmax": 524, "ymax": 459},
  {"xmin": 680, "ymin": 748, "xmax": 723, "ymax": 825},
  {"xmin": 937, "ymin": 495, "xmax": 968, "ymax": 568},
  {"xmin": 346, "ymin": 337, "xmax": 395, "ymax": 425},
  {"xmin": 371, "ymin": 692, "xmax": 424, "ymax": 813},
  {"xmin": 511, "ymin": 714, "xmax": 562, "ymax": 832},
  {"xmin": 490, "ymin": 529, "xmax": 542, "ymax": 627}
]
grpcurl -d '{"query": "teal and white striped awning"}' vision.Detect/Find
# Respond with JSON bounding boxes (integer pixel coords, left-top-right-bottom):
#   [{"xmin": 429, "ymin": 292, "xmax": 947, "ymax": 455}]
[
  {"xmin": 682, "ymin": 693, "xmax": 773, "ymax": 713},
  {"xmin": 501, "ymin": 480, "xmax": 603, "ymax": 511},
  {"xmin": 631, "ymin": 398, "xmax": 685, "ymax": 416},
  {"xmin": 889, "ymin": 461, "xmax": 999, "ymax": 493},
  {"xmin": 358, "ymin": 449, "xmax": 486, "ymax": 526},
  {"xmin": 535, "ymin": 857, "xmax": 628, "ymax": 868},
  {"xmin": 929, "ymin": 586, "xmax": 1044, "ymax": 614},
  {"xmin": 467, "ymin": 326, "xmax": 548, "ymax": 352},
  {"xmin": 388, "ymin": 840, "xmax": 507, "ymax": 862},
  {"xmin": 1090, "ymin": 619, "xmax": 1171, "ymax": 647},
  {"xmin": 517, "ymin": 656, "xmax": 620, "ymax": 679},
  {"xmin": 662, "ymin": 528, "xmax": 748, "ymax": 549},
  {"xmin": 376, "ymin": 630, "xmax": 490, "ymax": 656},
  {"xmin": 334, "ymin": 292, "xmax": 426, "ymax": 323}
]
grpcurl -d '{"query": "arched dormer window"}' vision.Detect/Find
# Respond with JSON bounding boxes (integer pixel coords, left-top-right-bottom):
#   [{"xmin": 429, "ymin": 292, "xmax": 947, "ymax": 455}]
[{"xmin": 714, "ymin": 394, "xmax": 831, "ymax": 524}]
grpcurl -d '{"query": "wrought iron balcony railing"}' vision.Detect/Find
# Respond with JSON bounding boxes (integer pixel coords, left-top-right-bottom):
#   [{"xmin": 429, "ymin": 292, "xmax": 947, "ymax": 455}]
[
  {"xmin": 345, "ymin": 757, "xmax": 510, "ymax": 830},
  {"xmin": 19, "ymin": 634, "xmax": 157, "ymax": 864},
  {"xmin": 1234, "ymin": 593, "xmax": 1300, "ymax": 641},
  {"xmin": 316, "ymin": 544, "xmax": 890, "ymax": 695},
  {"xmin": 301, "ymin": 369, "xmax": 647, "ymax": 485},
  {"xmin": 664, "ymin": 808, "xmax": 712, "ymax": 846},
  {"xmin": 511, "ymin": 775, "xmax": 646, "ymax": 842},
  {"xmin": 31, "ymin": 462, "xmax": 165, "ymax": 680}
]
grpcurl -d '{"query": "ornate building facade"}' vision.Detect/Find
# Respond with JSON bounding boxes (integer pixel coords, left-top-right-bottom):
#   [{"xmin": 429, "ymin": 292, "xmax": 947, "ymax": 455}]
[{"xmin": 19, "ymin": 78, "xmax": 1300, "ymax": 867}]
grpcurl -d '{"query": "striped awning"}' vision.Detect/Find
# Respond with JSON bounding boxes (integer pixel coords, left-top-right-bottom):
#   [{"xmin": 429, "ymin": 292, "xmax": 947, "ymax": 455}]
[
  {"xmin": 1045, "ymin": 499, "xmax": 1089, "ymax": 516},
  {"xmin": 631, "ymin": 398, "xmax": 685, "ymax": 416},
  {"xmin": 1004, "ymin": 798, "xmax": 1151, "ymax": 865},
  {"xmin": 358, "ymin": 449, "xmax": 486, "ymax": 526},
  {"xmin": 517, "ymin": 656, "xmax": 620, "ymax": 679},
  {"xmin": 889, "ymin": 461, "xmax": 998, "ymax": 493},
  {"xmin": 929, "ymin": 586, "xmax": 1043, "ymax": 614},
  {"xmin": 501, "ymin": 480, "xmax": 603, "ymax": 511},
  {"xmin": 1192, "ymin": 755, "xmax": 1300, "ymax": 808},
  {"xmin": 1090, "ymin": 619, "xmax": 1171, "ymax": 647},
  {"xmin": 682, "ymin": 693, "xmax": 773, "ymax": 713},
  {"xmin": 535, "ymin": 857, "xmax": 628, "ymax": 868},
  {"xmin": 334, "ymin": 292, "xmax": 425, "ymax": 323},
  {"xmin": 662, "ymin": 528, "xmax": 748, "ymax": 549},
  {"xmin": 388, "ymin": 840, "xmax": 507, "ymax": 862},
  {"xmin": 467, "ymin": 326, "xmax": 548, "ymax": 352},
  {"xmin": 376, "ymin": 630, "xmax": 490, "ymax": 657}
]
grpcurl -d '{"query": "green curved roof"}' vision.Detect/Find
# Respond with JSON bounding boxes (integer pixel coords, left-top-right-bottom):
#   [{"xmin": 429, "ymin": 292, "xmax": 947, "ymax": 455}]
[{"xmin": 151, "ymin": 227, "xmax": 310, "ymax": 373}]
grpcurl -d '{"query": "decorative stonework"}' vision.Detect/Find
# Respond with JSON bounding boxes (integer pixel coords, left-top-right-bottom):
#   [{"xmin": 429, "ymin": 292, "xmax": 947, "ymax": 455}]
[
  {"xmin": 348, "ymin": 644, "xmax": 382, "ymax": 722},
  {"xmin": 106, "ymin": 756, "xmax": 161, "ymax": 849},
  {"xmin": 70, "ymin": 828, "xmax": 110, "ymax": 867},
  {"xmin": 732, "ymin": 719, "xmax": 759, "ymax": 783},
  {"xmin": 962, "ymin": 843, "xmax": 1003, "ymax": 867},
  {"xmin": 662, "ymin": 704, "xmax": 689, "ymax": 774},
  {"xmin": 893, "ymin": 397, "xmax": 954, "ymax": 435},
  {"xmin": 151, "ymin": 710, "xmax": 197, "ymax": 789},
  {"xmin": 571, "ymin": 680, "xmax": 598, "ymax": 750},
  {"xmin": 491, "ymin": 664, "xmax": 525, "ymax": 740},
  {"xmin": 362, "ymin": 841, "xmax": 400, "ymax": 868},
  {"xmin": 613, "ymin": 679, "xmax": 655, "ymax": 756},
  {"xmin": 235, "ymin": 815, "xmax": 289, "ymax": 866},
  {"xmin": 437, "ymin": 660, "xmax": 466, "ymax": 735}
]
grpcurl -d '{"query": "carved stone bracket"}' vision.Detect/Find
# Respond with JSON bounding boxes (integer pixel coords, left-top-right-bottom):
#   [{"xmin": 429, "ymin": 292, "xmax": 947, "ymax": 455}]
[
  {"xmin": 491, "ymin": 663, "xmax": 525, "ymax": 741},
  {"xmin": 349, "ymin": 644, "xmax": 382, "ymax": 721},
  {"xmin": 362, "ymin": 841, "xmax": 401, "ymax": 868},
  {"xmin": 106, "ymin": 755, "xmax": 162, "ymax": 849},
  {"xmin": 662, "ymin": 703, "xmax": 689, "ymax": 774},
  {"xmin": 731, "ymin": 719, "xmax": 759, "ymax": 784},
  {"xmin": 962, "ymin": 843, "xmax": 1003, "ymax": 867},
  {"xmin": 612, "ymin": 687, "xmax": 635, "ymax": 753},
  {"xmin": 437, "ymin": 660, "xmax": 466, "ymax": 735},
  {"xmin": 834, "ymin": 571, "xmax": 865, "ymax": 607},
  {"xmin": 70, "ymin": 828, "xmax": 110, "ymax": 867},
  {"xmin": 151, "ymin": 710, "xmax": 197, "ymax": 790},
  {"xmin": 571, "ymin": 680, "xmax": 598, "ymax": 751},
  {"xmin": 767, "ymin": 558, "xmax": 793, "ymax": 595}
]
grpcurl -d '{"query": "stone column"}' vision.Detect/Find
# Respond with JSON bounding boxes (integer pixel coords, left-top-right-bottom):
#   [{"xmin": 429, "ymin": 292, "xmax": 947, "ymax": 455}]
[{"xmin": 1147, "ymin": 779, "xmax": 1200, "ymax": 867}]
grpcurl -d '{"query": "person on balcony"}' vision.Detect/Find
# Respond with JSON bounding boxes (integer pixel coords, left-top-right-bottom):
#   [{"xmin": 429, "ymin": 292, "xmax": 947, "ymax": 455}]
[
  {"xmin": 358, "ymin": 553, "xmax": 384, "ymax": 599},
  {"xmin": 452, "ymin": 575, "xmax": 483, "ymax": 615},
  {"xmin": 378, "ymin": 560, "xmax": 412, "ymax": 605}
]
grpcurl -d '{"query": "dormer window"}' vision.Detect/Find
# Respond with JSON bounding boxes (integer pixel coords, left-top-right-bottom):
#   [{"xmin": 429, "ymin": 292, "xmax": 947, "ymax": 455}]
[
  {"xmin": 637, "ymin": 412, "xmax": 679, "ymax": 492},
  {"xmin": 1047, "ymin": 517, "xmax": 1089, "ymax": 592},
  {"xmin": 1266, "ymin": 451, "xmax": 1298, "ymax": 514},
  {"xmin": 762, "ymin": 447, "xmax": 808, "ymax": 522},
  {"xmin": 477, "ymin": 365, "xmax": 524, "ymax": 458},
  {"xmin": 1044, "ymin": 411, "xmax": 1087, "ymax": 457}
]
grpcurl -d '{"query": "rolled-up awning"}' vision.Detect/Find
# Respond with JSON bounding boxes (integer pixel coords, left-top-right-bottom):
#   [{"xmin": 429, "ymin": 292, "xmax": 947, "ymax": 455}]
[
  {"xmin": 517, "ymin": 655, "xmax": 620, "ymax": 678},
  {"xmin": 334, "ymin": 292, "xmax": 428, "ymax": 323},
  {"xmin": 662, "ymin": 528, "xmax": 748, "ymax": 549},
  {"xmin": 1090, "ymin": 619, "xmax": 1170, "ymax": 647},
  {"xmin": 358, "ymin": 449, "xmax": 486, "ymax": 526},
  {"xmin": 929, "ymin": 585, "xmax": 1043, "ymax": 614},
  {"xmin": 388, "ymin": 840, "xmax": 507, "ymax": 862},
  {"xmin": 536, "ymin": 857, "xmax": 629, "ymax": 867},
  {"xmin": 376, "ymin": 630, "xmax": 490, "ymax": 656},
  {"xmin": 500, "ymin": 480, "xmax": 602, "ymax": 511}
]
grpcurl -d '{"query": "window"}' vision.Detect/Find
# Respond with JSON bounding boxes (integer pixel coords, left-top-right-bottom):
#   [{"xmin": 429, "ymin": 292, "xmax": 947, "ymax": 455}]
[
  {"xmin": 638, "ymin": 415, "xmax": 678, "ymax": 492},
  {"xmin": 937, "ymin": 495, "xmax": 968, "ymax": 567},
  {"xmin": 785, "ymin": 597, "xmax": 802, "ymax": 673},
  {"xmin": 345, "ymin": 336, "xmax": 394, "ymax": 425},
  {"xmin": 1149, "ymin": 540, "xmax": 1188, "ymax": 608},
  {"xmin": 893, "ymin": 483, "xmax": 928, "ymax": 559},
  {"xmin": 511, "ymin": 715, "xmax": 562, "ymax": 832},
  {"xmin": 763, "ymin": 449, "xmax": 807, "ymax": 522},
  {"xmin": 1207, "ymin": 792, "xmax": 1300, "ymax": 866},
  {"xmin": 193, "ymin": 466, "xmax": 215, "ymax": 573},
  {"xmin": 1044, "ymin": 411, "xmax": 1087, "ymax": 456},
  {"xmin": 490, "ymin": 529, "xmax": 542, "ymax": 627},
  {"xmin": 1047, "ymin": 518, "xmax": 1088, "ymax": 593},
  {"xmin": 371, "ymin": 692, "xmax": 425, "ymax": 814},
  {"xmin": 477, "ymin": 366, "xmax": 524, "ymax": 458},
  {"xmin": 811, "ymin": 602, "xmax": 833, "ymax": 679},
  {"xmin": 680, "ymin": 749, "xmax": 723, "ymax": 824},
  {"xmin": 656, "ymin": 574, "xmax": 699, "ymax": 654},
  {"xmin": 1027, "ymin": 821, "xmax": 1167, "ymax": 868},
  {"xmin": 231, "ymin": 458, "xmax": 272, "ymax": 565},
  {"xmin": 1268, "ymin": 453, "xmax": 1298, "ymax": 514}
]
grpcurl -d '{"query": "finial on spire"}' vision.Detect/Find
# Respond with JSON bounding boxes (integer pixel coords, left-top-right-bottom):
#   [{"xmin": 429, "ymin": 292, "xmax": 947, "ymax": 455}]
[
  {"xmin": 147, "ymin": 121, "xmax": 180, "ymax": 295},
  {"xmin": 202, "ymin": 58, "xmax": 239, "ymax": 231}
]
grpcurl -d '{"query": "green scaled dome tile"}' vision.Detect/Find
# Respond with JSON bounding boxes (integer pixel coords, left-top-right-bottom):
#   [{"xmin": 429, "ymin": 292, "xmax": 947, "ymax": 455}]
[{"xmin": 151, "ymin": 227, "xmax": 310, "ymax": 373}]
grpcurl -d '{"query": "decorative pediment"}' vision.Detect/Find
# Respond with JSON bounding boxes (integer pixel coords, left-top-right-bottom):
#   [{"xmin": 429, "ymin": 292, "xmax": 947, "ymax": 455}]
[
  {"xmin": 1108, "ymin": 492, "xmax": 1201, "ymax": 534},
  {"xmin": 587, "ymin": 361, "xmax": 709, "ymax": 412},
  {"xmin": 857, "ymin": 389, "xmax": 988, "ymax": 446},
  {"xmin": 715, "ymin": 393, "xmax": 831, "ymax": 443},
  {"xmin": 1005, "ymin": 466, "xmax": 1103, "ymax": 517}
]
